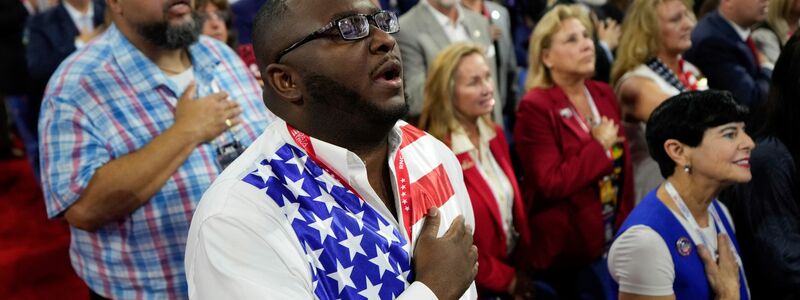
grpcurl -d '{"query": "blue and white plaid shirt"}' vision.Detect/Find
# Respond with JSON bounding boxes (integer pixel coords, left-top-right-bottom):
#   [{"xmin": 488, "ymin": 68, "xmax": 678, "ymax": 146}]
[{"xmin": 39, "ymin": 25, "xmax": 273, "ymax": 299}]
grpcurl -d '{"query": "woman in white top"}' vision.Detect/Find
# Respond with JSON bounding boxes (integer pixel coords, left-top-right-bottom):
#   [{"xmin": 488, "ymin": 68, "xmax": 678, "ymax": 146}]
[
  {"xmin": 608, "ymin": 90, "xmax": 754, "ymax": 300},
  {"xmin": 611, "ymin": 0, "xmax": 706, "ymax": 203}
]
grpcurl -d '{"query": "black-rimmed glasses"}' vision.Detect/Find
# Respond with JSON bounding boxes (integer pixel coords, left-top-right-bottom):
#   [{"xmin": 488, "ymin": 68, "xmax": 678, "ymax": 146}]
[{"xmin": 274, "ymin": 10, "xmax": 399, "ymax": 63}]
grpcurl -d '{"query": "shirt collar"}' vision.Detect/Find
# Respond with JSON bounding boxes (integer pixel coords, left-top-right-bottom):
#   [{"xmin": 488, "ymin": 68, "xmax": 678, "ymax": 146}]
[
  {"xmin": 720, "ymin": 11, "xmax": 751, "ymax": 41},
  {"xmin": 450, "ymin": 118, "xmax": 496, "ymax": 155},
  {"xmin": 423, "ymin": 0, "xmax": 464, "ymax": 29},
  {"xmin": 107, "ymin": 24, "xmax": 221, "ymax": 96},
  {"xmin": 288, "ymin": 120, "xmax": 404, "ymax": 187},
  {"xmin": 63, "ymin": 1, "xmax": 93, "ymax": 27}
]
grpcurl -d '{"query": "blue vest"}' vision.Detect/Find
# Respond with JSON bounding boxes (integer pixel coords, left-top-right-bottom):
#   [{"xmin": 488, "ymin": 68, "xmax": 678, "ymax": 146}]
[{"xmin": 613, "ymin": 189, "xmax": 749, "ymax": 300}]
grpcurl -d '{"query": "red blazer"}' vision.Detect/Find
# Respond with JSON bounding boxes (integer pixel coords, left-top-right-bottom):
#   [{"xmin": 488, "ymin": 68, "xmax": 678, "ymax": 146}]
[
  {"xmin": 513, "ymin": 80, "xmax": 633, "ymax": 270},
  {"xmin": 451, "ymin": 124, "xmax": 532, "ymax": 295}
]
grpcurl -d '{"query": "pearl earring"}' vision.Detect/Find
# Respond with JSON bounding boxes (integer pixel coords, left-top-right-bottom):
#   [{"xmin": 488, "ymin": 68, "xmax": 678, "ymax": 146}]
[{"xmin": 683, "ymin": 164, "xmax": 692, "ymax": 174}]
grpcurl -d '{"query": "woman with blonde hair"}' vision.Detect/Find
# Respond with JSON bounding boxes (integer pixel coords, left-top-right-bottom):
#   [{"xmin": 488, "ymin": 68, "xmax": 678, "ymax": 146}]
[
  {"xmin": 514, "ymin": 4, "xmax": 634, "ymax": 298},
  {"xmin": 419, "ymin": 43, "xmax": 534, "ymax": 299},
  {"xmin": 611, "ymin": 0, "xmax": 704, "ymax": 203},
  {"xmin": 752, "ymin": 0, "xmax": 800, "ymax": 65}
]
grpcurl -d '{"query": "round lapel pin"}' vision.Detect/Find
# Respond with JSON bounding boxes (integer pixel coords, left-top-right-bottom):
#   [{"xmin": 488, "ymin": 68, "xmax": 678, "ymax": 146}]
[{"xmin": 676, "ymin": 236, "xmax": 692, "ymax": 256}]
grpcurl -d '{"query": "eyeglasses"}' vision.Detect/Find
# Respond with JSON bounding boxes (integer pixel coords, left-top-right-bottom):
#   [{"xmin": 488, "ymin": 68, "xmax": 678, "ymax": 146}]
[{"xmin": 274, "ymin": 10, "xmax": 399, "ymax": 63}]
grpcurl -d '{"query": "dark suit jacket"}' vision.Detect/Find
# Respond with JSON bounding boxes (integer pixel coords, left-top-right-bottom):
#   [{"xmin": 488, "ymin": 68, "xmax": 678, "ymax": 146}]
[
  {"xmin": 513, "ymin": 80, "xmax": 633, "ymax": 270},
  {"xmin": 26, "ymin": 0, "xmax": 105, "ymax": 85},
  {"xmin": 0, "ymin": 0, "xmax": 29, "ymax": 96},
  {"xmin": 231, "ymin": 0, "xmax": 265, "ymax": 45},
  {"xmin": 684, "ymin": 10, "xmax": 771, "ymax": 108},
  {"xmin": 452, "ymin": 123, "xmax": 531, "ymax": 295}
]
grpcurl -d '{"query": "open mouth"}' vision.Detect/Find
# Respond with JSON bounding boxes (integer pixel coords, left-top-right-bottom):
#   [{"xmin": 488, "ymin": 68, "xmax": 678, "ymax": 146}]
[
  {"xmin": 372, "ymin": 58, "xmax": 403, "ymax": 88},
  {"xmin": 374, "ymin": 61, "xmax": 401, "ymax": 81}
]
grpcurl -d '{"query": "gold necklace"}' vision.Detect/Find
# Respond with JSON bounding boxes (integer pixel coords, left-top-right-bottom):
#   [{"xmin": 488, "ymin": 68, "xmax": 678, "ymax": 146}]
[
  {"xmin": 159, "ymin": 52, "xmax": 191, "ymax": 74},
  {"xmin": 159, "ymin": 65, "xmax": 189, "ymax": 75}
]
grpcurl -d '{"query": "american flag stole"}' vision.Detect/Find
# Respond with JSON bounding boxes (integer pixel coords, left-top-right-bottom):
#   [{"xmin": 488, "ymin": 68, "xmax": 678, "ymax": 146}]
[{"xmin": 242, "ymin": 142, "xmax": 413, "ymax": 299}]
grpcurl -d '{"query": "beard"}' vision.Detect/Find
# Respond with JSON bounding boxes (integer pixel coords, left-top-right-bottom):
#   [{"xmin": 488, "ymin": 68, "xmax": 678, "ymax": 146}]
[
  {"xmin": 135, "ymin": 13, "xmax": 202, "ymax": 50},
  {"xmin": 301, "ymin": 70, "xmax": 408, "ymax": 127}
]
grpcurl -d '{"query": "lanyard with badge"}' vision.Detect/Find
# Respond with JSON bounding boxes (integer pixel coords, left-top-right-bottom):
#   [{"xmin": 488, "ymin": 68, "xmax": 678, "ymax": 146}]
[
  {"xmin": 664, "ymin": 181, "xmax": 750, "ymax": 297},
  {"xmin": 287, "ymin": 124, "xmax": 417, "ymax": 241},
  {"xmin": 570, "ymin": 88, "xmax": 623, "ymax": 246},
  {"xmin": 210, "ymin": 80, "xmax": 245, "ymax": 170}
]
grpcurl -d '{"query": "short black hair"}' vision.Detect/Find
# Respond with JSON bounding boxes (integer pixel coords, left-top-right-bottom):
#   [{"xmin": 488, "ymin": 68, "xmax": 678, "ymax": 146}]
[
  {"xmin": 252, "ymin": 0, "xmax": 290, "ymax": 71},
  {"xmin": 646, "ymin": 90, "xmax": 749, "ymax": 177}
]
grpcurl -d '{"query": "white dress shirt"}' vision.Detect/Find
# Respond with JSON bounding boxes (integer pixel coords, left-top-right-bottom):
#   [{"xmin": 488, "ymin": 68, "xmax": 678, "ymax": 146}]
[
  {"xmin": 185, "ymin": 119, "xmax": 477, "ymax": 299},
  {"xmin": 450, "ymin": 118, "xmax": 516, "ymax": 251},
  {"xmin": 423, "ymin": 0, "xmax": 471, "ymax": 43}
]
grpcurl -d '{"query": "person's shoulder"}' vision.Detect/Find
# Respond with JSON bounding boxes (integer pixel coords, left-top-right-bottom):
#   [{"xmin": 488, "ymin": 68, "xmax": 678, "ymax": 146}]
[
  {"xmin": 396, "ymin": 121, "xmax": 459, "ymax": 163},
  {"xmin": 397, "ymin": 121, "xmax": 447, "ymax": 150},
  {"xmin": 518, "ymin": 87, "xmax": 558, "ymax": 113},
  {"xmin": 45, "ymin": 33, "xmax": 115, "ymax": 99},
  {"xmin": 26, "ymin": 6, "xmax": 54, "ymax": 27},
  {"xmin": 752, "ymin": 26, "xmax": 779, "ymax": 40},
  {"xmin": 399, "ymin": 4, "xmax": 426, "ymax": 22},
  {"xmin": 484, "ymin": 1, "xmax": 510, "ymax": 16},
  {"xmin": 520, "ymin": 86, "xmax": 553, "ymax": 102},
  {"xmin": 692, "ymin": 12, "xmax": 732, "ymax": 42},
  {"xmin": 195, "ymin": 36, "xmax": 239, "ymax": 60},
  {"xmin": 615, "ymin": 224, "xmax": 665, "ymax": 248},
  {"xmin": 752, "ymin": 136, "xmax": 795, "ymax": 171},
  {"xmin": 610, "ymin": 224, "xmax": 672, "ymax": 272},
  {"xmin": 194, "ymin": 130, "xmax": 287, "ymax": 225},
  {"xmin": 616, "ymin": 65, "xmax": 658, "ymax": 91},
  {"xmin": 462, "ymin": 7, "xmax": 488, "ymax": 24}
]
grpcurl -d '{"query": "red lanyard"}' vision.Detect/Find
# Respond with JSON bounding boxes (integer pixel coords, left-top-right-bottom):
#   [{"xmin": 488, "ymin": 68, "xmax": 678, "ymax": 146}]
[{"xmin": 287, "ymin": 124, "xmax": 415, "ymax": 240}]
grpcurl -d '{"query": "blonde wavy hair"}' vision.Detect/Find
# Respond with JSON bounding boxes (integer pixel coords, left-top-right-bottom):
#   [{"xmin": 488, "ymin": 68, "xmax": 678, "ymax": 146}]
[
  {"xmin": 767, "ymin": 0, "xmax": 797, "ymax": 45},
  {"xmin": 418, "ymin": 43, "xmax": 492, "ymax": 143},
  {"xmin": 610, "ymin": 0, "xmax": 694, "ymax": 85},
  {"xmin": 525, "ymin": 5, "xmax": 593, "ymax": 91}
]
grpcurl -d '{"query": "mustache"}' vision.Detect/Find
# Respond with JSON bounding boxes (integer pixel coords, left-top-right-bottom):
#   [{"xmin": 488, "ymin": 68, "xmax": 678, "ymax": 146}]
[
  {"xmin": 369, "ymin": 54, "xmax": 401, "ymax": 78},
  {"xmin": 164, "ymin": 0, "xmax": 191, "ymax": 13}
]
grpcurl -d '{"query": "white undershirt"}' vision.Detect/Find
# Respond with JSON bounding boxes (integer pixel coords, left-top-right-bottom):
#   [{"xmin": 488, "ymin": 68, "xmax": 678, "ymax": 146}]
[
  {"xmin": 450, "ymin": 118, "xmax": 516, "ymax": 252},
  {"xmin": 167, "ymin": 68, "xmax": 195, "ymax": 96},
  {"xmin": 64, "ymin": 1, "xmax": 94, "ymax": 49},
  {"xmin": 423, "ymin": 0, "xmax": 470, "ymax": 43},
  {"xmin": 608, "ymin": 199, "xmax": 733, "ymax": 296}
]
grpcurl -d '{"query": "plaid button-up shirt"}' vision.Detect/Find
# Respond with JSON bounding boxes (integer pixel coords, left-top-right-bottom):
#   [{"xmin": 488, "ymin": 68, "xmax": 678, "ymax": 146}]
[{"xmin": 38, "ymin": 25, "xmax": 273, "ymax": 299}]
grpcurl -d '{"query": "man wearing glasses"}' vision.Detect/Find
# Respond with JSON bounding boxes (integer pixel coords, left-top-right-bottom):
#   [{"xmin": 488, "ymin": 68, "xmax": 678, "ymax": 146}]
[{"xmin": 184, "ymin": 0, "xmax": 479, "ymax": 299}]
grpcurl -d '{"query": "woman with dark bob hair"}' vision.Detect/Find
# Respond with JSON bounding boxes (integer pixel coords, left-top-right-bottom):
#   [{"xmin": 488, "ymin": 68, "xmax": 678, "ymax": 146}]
[{"xmin": 608, "ymin": 90, "xmax": 753, "ymax": 300}]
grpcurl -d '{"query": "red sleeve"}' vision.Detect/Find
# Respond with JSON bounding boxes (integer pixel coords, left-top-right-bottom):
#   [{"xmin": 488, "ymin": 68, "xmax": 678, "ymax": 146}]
[
  {"xmin": 474, "ymin": 237, "xmax": 515, "ymax": 293},
  {"xmin": 513, "ymin": 91, "xmax": 613, "ymax": 201}
]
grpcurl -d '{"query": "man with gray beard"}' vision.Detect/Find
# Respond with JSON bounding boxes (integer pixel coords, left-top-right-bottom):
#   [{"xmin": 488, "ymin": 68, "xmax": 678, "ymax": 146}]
[{"xmin": 37, "ymin": 0, "xmax": 273, "ymax": 298}]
